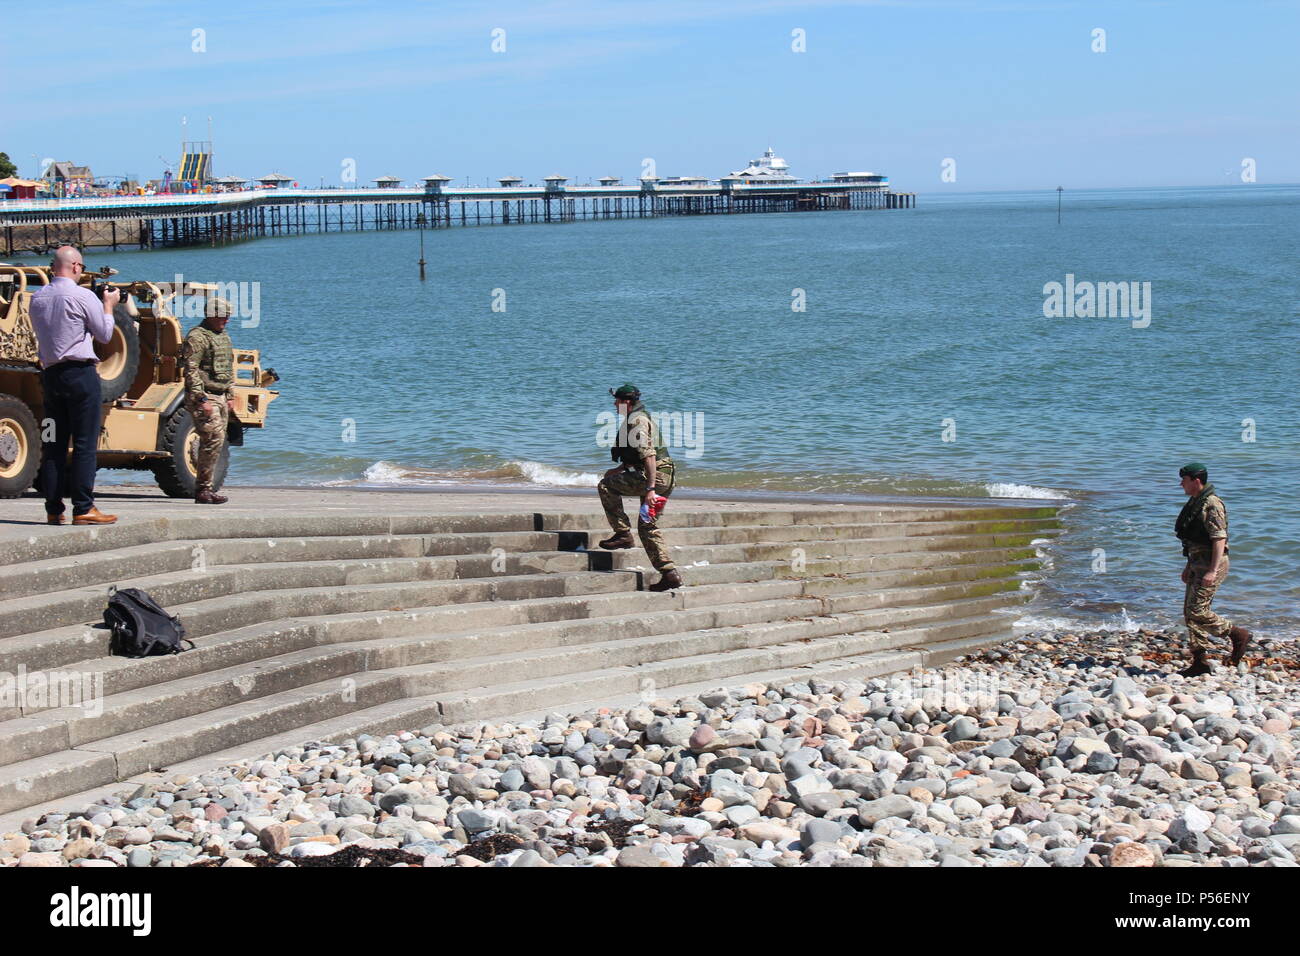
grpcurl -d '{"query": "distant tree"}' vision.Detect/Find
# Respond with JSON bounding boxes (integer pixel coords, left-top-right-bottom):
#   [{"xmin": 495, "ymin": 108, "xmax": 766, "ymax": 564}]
[{"xmin": 0, "ymin": 152, "xmax": 17, "ymax": 179}]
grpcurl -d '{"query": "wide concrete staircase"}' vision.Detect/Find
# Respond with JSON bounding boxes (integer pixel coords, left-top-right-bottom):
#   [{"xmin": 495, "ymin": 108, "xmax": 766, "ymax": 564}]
[{"xmin": 0, "ymin": 503, "xmax": 1060, "ymax": 819}]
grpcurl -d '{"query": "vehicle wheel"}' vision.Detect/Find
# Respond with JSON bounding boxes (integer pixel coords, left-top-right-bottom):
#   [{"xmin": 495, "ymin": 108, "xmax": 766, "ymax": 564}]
[
  {"xmin": 95, "ymin": 304, "xmax": 140, "ymax": 403},
  {"xmin": 150, "ymin": 406, "xmax": 229, "ymax": 498},
  {"xmin": 0, "ymin": 395, "xmax": 41, "ymax": 499}
]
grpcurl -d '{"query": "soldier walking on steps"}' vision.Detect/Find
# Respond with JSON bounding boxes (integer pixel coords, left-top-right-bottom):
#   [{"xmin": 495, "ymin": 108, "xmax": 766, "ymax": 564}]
[
  {"xmin": 181, "ymin": 296, "xmax": 235, "ymax": 505},
  {"xmin": 1174, "ymin": 461, "xmax": 1251, "ymax": 676},
  {"xmin": 598, "ymin": 384, "xmax": 682, "ymax": 591}
]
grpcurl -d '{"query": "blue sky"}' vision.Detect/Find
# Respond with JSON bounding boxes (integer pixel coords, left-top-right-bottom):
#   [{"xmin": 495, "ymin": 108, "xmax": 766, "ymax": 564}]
[{"xmin": 3, "ymin": 0, "xmax": 1297, "ymax": 191}]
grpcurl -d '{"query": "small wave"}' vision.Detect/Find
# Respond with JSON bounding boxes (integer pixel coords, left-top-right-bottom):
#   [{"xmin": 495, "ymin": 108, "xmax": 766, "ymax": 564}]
[
  {"xmin": 1013, "ymin": 608, "xmax": 1149, "ymax": 635},
  {"xmin": 986, "ymin": 482, "xmax": 1071, "ymax": 500},
  {"xmin": 322, "ymin": 458, "xmax": 599, "ymax": 489},
  {"xmin": 511, "ymin": 460, "xmax": 600, "ymax": 488},
  {"xmin": 362, "ymin": 461, "xmax": 415, "ymax": 484}
]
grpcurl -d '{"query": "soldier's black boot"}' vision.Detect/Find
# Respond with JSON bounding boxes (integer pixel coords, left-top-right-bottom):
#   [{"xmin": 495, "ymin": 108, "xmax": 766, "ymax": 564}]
[
  {"xmin": 1228, "ymin": 626, "xmax": 1252, "ymax": 666},
  {"xmin": 1179, "ymin": 649, "xmax": 1213, "ymax": 678},
  {"xmin": 648, "ymin": 569, "xmax": 683, "ymax": 592},
  {"xmin": 599, "ymin": 531, "xmax": 635, "ymax": 550},
  {"xmin": 195, "ymin": 489, "xmax": 228, "ymax": 505}
]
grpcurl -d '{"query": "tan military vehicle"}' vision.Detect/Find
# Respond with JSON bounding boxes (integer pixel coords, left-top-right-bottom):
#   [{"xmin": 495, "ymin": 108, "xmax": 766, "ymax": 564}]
[{"xmin": 0, "ymin": 263, "xmax": 278, "ymax": 498}]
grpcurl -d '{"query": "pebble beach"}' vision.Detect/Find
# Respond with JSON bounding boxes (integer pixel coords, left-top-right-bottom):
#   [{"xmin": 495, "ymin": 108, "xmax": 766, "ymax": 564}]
[{"xmin": 4, "ymin": 628, "xmax": 1296, "ymax": 868}]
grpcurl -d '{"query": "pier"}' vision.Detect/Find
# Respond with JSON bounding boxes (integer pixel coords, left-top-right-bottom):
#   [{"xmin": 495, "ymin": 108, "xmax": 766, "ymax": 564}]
[{"xmin": 0, "ymin": 177, "xmax": 916, "ymax": 256}]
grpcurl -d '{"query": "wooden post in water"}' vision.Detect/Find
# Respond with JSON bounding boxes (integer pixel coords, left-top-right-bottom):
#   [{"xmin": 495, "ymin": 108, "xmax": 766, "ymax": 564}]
[{"xmin": 416, "ymin": 211, "xmax": 427, "ymax": 280}]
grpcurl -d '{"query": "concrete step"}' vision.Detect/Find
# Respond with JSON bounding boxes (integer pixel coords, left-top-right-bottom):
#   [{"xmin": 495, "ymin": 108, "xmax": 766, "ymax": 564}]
[
  {"xmin": 0, "ymin": 516, "xmax": 1050, "ymax": 635},
  {"xmin": 618, "ymin": 516, "xmax": 1060, "ymax": 547},
  {"xmin": 643, "ymin": 631, "xmax": 1015, "ymax": 706},
  {"xmin": 0, "ymin": 566, "xmax": 638, "ymax": 675},
  {"xmin": 0, "ymin": 572, "xmax": 1019, "ymax": 764},
  {"xmin": 597, "ymin": 530, "xmax": 1047, "ymax": 575},
  {"xmin": 429, "ymin": 612, "xmax": 1012, "ymax": 724},
  {"xmin": 0, "ymin": 535, "xmax": 1039, "ymax": 676},
  {"xmin": 0, "ymin": 586, "xmax": 824, "ymax": 764},
  {"xmin": 534, "ymin": 633, "xmax": 1012, "ymax": 726},
  {"xmin": 0, "ymin": 511, "xmax": 546, "ymax": 567},
  {"xmin": 0, "ymin": 580, "xmax": 1022, "ymax": 771},
  {"xmin": 0, "ymin": 505, "xmax": 1060, "ymax": 569},
  {"xmin": 0, "ymin": 546, "xmax": 602, "ymax": 641},
  {"xmin": 538, "ymin": 504, "xmax": 1061, "ymax": 533},
  {"xmin": 0, "ymin": 529, "xmax": 596, "ymax": 600},
  {"xmin": 0, "ymin": 606, "xmax": 1013, "ymax": 815},
  {"xmin": 390, "ymin": 593, "xmax": 1024, "ymax": 701},
  {"xmin": 0, "ymin": 513, "xmax": 1059, "ymax": 604},
  {"xmin": 0, "ymin": 617, "xmax": 1022, "ymax": 830},
  {"xmin": 0, "ymin": 671, "xmax": 407, "ymax": 813},
  {"xmin": 3, "ymin": 561, "xmax": 1025, "ymax": 731}
]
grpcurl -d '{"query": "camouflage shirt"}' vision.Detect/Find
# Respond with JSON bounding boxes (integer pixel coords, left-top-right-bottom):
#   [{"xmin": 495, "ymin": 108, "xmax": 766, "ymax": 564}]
[
  {"xmin": 623, "ymin": 407, "xmax": 673, "ymax": 469},
  {"xmin": 1187, "ymin": 493, "xmax": 1229, "ymax": 564},
  {"xmin": 182, "ymin": 323, "xmax": 234, "ymax": 400}
]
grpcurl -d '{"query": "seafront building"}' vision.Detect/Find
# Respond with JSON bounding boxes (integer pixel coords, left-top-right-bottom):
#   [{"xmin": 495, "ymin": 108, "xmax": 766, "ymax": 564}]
[{"xmin": 723, "ymin": 147, "xmax": 799, "ymax": 185}]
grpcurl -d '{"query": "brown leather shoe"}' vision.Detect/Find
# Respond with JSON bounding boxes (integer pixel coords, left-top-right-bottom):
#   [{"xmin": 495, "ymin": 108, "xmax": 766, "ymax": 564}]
[
  {"xmin": 648, "ymin": 569, "xmax": 683, "ymax": 592},
  {"xmin": 46, "ymin": 513, "xmax": 66, "ymax": 525},
  {"xmin": 599, "ymin": 531, "xmax": 635, "ymax": 550},
  {"xmin": 195, "ymin": 490, "xmax": 229, "ymax": 505},
  {"xmin": 72, "ymin": 507, "xmax": 117, "ymax": 525},
  {"xmin": 1228, "ymin": 626, "xmax": 1252, "ymax": 666}
]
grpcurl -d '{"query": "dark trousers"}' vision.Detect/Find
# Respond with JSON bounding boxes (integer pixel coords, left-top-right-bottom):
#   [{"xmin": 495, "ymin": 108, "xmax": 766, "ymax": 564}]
[{"xmin": 38, "ymin": 361, "xmax": 102, "ymax": 516}]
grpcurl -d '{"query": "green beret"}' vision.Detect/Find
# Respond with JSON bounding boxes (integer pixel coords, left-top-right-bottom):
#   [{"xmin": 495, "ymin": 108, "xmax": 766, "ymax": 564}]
[
  {"xmin": 1179, "ymin": 462, "xmax": 1208, "ymax": 479},
  {"xmin": 610, "ymin": 383, "xmax": 640, "ymax": 399}
]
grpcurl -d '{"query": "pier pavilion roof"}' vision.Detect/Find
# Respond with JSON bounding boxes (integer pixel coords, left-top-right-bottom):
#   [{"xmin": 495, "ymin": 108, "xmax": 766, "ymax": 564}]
[{"xmin": 727, "ymin": 146, "xmax": 797, "ymax": 183}]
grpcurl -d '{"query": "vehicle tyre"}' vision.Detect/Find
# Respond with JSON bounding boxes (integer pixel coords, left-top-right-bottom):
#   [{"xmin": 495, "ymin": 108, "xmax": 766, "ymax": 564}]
[
  {"xmin": 150, "ymin": 406, "xmax": 228, "ymax": 498},
  {"xmin": 95, "ymin": 303, "xmax": 140, "ymax": 403},
  {"xmin": 0, "ymin": 394, "xmax": 41, "ymax": 499}
]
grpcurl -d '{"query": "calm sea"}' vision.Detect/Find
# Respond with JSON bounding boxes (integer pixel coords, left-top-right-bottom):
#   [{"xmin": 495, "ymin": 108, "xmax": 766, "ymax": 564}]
[{"xmin": 67, "ymin": 184, "xmax": 1299, "ymax": 637}]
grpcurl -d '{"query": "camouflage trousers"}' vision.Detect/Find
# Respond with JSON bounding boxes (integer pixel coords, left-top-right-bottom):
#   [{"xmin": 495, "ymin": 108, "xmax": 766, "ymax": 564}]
[
  {"xmin": 185, "ymin": 393, "xmax": 228, "ymax": 493},
  {"xmin": 598, "ymin": 461, "xmax": 676, "ymax": 574},
  {"xmin": 1184, "ymin": 555, "xmax": 1233, "ymax": 652}
]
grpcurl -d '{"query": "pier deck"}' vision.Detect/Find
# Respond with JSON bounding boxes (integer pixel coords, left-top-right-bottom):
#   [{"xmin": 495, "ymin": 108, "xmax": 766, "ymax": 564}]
[{"xmin": 0, "ymin": 181, "xmax": 916, "ymax": 255}]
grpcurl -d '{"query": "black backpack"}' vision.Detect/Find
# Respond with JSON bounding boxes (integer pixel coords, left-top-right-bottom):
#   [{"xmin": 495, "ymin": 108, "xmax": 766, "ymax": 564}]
[{"xmin": 104, "ymin": 587, "xmax": 193, "ymax": 658}]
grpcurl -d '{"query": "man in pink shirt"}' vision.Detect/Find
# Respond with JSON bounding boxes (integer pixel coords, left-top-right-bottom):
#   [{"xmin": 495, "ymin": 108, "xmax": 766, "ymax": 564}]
[{"xmin": 29, "ymin": 246, "xmax": 118, "ymax": 525}]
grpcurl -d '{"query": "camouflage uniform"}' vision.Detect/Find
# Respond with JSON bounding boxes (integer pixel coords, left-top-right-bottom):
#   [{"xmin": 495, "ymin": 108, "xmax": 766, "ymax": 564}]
[
  {"xmin": 599, "ymin": 405, "xmax": 677, "ymax": 574},
  {"xmin": 1180, "ymin": 492, "xmax": 1234, "ymax": 652},
  {"xmin": 181, "ymin": 300, "xmax": 235, "ymax": 493}
]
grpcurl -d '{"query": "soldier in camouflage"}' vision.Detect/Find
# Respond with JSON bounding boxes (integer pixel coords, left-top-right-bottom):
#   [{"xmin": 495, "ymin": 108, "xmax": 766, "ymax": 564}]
[
  {"xmin": 181, "ymin": 296, "xmax": 235, "ymax": 504},
  {"xmin": 598, "ymin": 384, "xmax": 681, "ymax": 591},
  {"xmin": 1174, "ymin": 462, "xmax": 1251, "ymax": 676}
]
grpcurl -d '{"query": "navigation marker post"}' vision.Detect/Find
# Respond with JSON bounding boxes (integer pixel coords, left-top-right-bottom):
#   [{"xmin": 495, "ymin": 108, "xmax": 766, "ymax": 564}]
[{"xmin": 416, "ymin": 212, "xmax": 427, "ymax": 280}]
